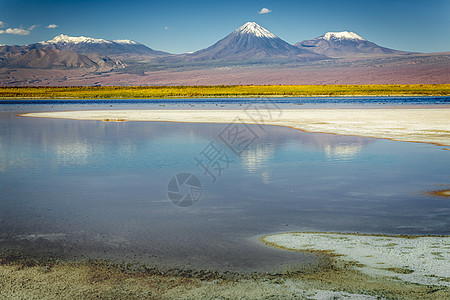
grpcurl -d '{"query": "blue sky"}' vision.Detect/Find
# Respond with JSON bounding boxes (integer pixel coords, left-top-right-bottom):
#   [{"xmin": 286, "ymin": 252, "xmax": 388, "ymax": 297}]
[{"xmin": 0, "ymin": 0, "xmax": 449, "ymax": 54}]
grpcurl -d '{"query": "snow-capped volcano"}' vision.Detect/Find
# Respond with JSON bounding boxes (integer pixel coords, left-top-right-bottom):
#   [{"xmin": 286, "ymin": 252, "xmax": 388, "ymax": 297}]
[
  {"xmin": 36, "ymin": 34, "xmax": 169, "ymax": 57},
  {"xmin": 296, "ymin": 31, "xmax": 410, "ymax": 58},
  {"xmin": 322, "ymin": 31, "xmax": 365, "ymax": 41},
  {"xmin": 178, "ymin": 22, "xmax": 326, "ymax": 62},
  {"xmin": 40, "ymin": 34, "xmax": 113, "ymax": 45},
  {"xmin": 112, "ymin": 39, "xmax": 139, "ymax": 45},
  {"xmin": 234, "ymin": 22, "xmax": 277, "ymax": 38},
  {"xmin": 41, "ymin": 34, "xmax": 140, "ymax": 46}
]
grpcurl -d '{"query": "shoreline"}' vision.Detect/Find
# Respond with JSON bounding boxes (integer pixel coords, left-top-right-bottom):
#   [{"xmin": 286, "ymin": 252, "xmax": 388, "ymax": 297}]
[
  {"xmin": 2, "ymin": 231, "xmax": 450, "ymax": 299},
  {"xmin": 20, "ymin": 107, "xmax": 450, "ymax": 147},
  {"xmin": 262, "ymin": 232, "xmax": 450, "ymax": 287}
]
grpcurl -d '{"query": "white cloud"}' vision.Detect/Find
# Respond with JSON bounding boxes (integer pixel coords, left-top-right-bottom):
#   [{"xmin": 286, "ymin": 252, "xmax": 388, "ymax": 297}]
[
  {"xmin": 5, "ymin": 28, "xmax": 30, "ymax": 35},
  {"xmin": 258, "ymin": 8, "xmax": 272, "ymax": 14},
  {"xmin": 164, "ymin": 26, "xmax": 169, "ymax": 30},
  {"xmin": 47, "ymin": 24, "xmax": 58, "ymax": 29},
  {"xmin": 0, "ymin": 22, "xmax": 35, "ymax": 35}
]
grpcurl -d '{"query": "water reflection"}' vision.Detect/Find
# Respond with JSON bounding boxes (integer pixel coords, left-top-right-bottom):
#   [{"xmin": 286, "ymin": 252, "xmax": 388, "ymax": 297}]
[
  {"xmin": 324, "ymin": 144, "xmax": 363, "ymax": 160},
  {"xmin": 0, "ymin": 110, "xmax": 449, "ymax": 271},
  {"xmin": 0, "ymin": 114, "xmax": 374, "ymax": 172},
  {"xmin": 241, "ymin": 144, "xmax": 275, "ymax": 173}
]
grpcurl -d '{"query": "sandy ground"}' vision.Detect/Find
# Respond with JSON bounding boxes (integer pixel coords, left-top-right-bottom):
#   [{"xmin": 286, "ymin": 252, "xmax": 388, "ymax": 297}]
[
  {"xmin": 21, "ymin": 108, "xmax": 450, "ymax": 147},
  {"xmin": 1, "ymin": 249, "xmax": 449, "ymax": 299},
  {"xmin": 2, "ymin": 52, "xmax": 449, "ymax": 86},
  {"xmin": 263, "ymin": 232, "xmax": 450, "ymax": 287}
]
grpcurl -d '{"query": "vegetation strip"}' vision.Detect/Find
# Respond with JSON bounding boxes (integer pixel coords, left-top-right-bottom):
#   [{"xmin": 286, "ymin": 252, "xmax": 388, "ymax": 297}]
[{"xmin": 1, "ymin": 84, "xmax": 449, "ymax": 99}]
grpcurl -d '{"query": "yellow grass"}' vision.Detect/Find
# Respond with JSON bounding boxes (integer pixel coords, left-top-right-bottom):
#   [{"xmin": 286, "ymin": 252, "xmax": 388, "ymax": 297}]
[{"xmin": 0, "ymin": 84, "xmax": 449, "ymax": 99}]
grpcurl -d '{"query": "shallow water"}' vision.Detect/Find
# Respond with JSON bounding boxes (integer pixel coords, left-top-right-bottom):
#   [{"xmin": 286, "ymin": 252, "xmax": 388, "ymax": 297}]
[
  {"xmin": 0, "ymin": 100, "xmax": 449, "ymax": 272},
  {"xmin": 0, "ymin": 95, "xmax": 449, "ymax": 109}
]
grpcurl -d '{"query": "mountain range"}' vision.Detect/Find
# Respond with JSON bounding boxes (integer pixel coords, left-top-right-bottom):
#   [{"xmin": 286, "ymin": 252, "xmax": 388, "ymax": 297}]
[
  {"xmin": 0, "ymin": 45, "xmax": 125, "ymax": 71},
  {"xmin": 296, "ymin": 31, "xmax": 410, "ymax": 57},
  {"xmin": 0, "ymin": 22, "xmax": 416, "ymax": 70},
  {"xmin": 36, "ymin": 35, "xmax": 169, "ymax": 58},
  {"xmin": 1, "ymin": 21, "xmax": 447, "ymax": 86},
  {"xmin": 164, "ymin": 22, "xmax": 327, "ymax": 63}
]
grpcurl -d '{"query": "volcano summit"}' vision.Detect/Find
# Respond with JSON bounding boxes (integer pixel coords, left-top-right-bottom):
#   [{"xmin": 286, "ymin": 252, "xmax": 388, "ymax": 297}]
[{"xmin": 178, "ymin": 22, "xmax": 327, "ymax": 62}]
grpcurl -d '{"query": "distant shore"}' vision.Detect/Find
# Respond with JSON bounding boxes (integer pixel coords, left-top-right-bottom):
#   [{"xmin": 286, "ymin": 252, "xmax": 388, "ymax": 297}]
[
  {"xmin": 1, "ymin": 84, "xmax": 449, "ymax": 99},
  {"xmin": 21, "ymin": 107, "xmax": 450, "ymax": 147}
]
